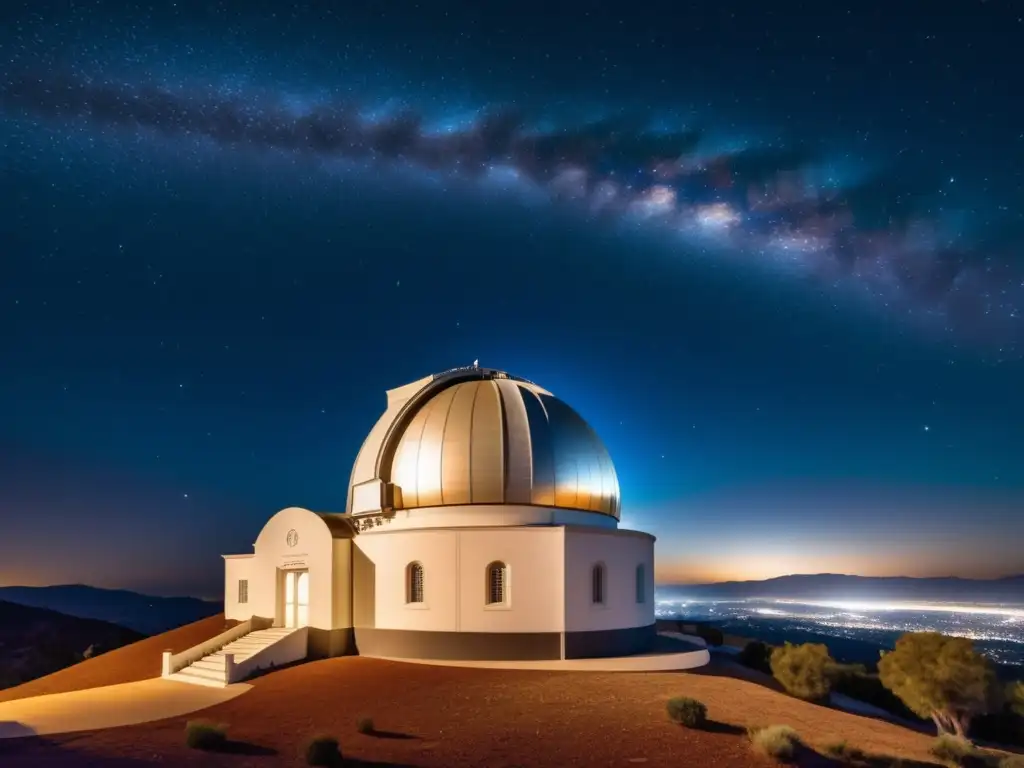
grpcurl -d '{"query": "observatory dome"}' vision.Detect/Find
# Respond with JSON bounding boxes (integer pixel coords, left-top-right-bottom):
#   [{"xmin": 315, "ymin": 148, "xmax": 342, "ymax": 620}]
[{"xmin": 346, "ymin": 367, "xmax": 620, "ymax": 519}]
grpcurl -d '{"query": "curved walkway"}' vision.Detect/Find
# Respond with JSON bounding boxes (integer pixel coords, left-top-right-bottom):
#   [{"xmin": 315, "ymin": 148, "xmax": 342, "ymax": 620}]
[{"xmin": 0, "ymin": 678, "xmax": 251, "ymax": 739}]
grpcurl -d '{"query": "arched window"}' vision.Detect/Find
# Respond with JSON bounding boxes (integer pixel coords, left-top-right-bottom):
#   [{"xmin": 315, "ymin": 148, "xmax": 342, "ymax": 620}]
[
  {"xmin": 635, "ymin": 564, "xmax": 646, "ymax": 604},
  {"xmin": 592, "ymin": 563, "xmax": 606, "ymax": 605},
  {"xmin": 486, "ymin": 561, "xmax": 508, "ymax": 605},
  {"xmin": 406, "ymin": 561, "xmax": 424, "ymax": 604}
]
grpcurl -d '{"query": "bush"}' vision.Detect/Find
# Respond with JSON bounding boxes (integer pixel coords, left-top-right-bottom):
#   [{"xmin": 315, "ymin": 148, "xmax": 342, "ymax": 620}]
[
  {"xmin": 749, "ymin": 725, "xmax": 801, "ymax": 762},
  {"xmin": 305, "ymin": 734, "xmax": 343, "ymax": 767},
  {"xmin": 694, "ymin": 625, "xmax": 724, "ymax": 647},
  {"xmin": 666, "ymin": 696, "xmax": 708, "ymax": 728},
  {"xmin": 770, "ymin": 642, "xmax": 833, "ymax": 702},
  {"xmin": 929, "ymin": 734, "xmax": 983, "ymax": 767},
  {"xmin": 831, "ymin": 667, "xmax": 918, "ymax": 721},
  {"xmin": 972, "ymin": 709, "xmax": 1024, "ymax": 748},
  {"xmin": 738, "ymin": 640, "xmax": 773, "ymax": 675},
  {"xmin": 823, "ymin": 740, "xmax": 866, "ymax": 762},
  {"xmin": 356, "ymin": 716, "xmax": 375, "ymax": 734},
  {"xmin": 184, "ymin": 719, "xmax": 227, "ymax": 751}
]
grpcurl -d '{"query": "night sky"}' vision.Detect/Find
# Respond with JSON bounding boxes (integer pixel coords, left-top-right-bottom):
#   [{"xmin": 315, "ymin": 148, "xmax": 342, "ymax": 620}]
[{"xmin": 2, "ymin": 1, "xmax": 1023, "ymax": 599}]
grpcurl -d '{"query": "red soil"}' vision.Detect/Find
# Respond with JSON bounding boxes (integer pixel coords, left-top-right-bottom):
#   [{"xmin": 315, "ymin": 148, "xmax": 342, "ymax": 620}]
[
  {"xmin": 0, "ymin": 614, "xmax": 235, "ymax": 703},
  {"xmin": 0, "ymin": 655, "xmax": 966, "ymax": 768}
]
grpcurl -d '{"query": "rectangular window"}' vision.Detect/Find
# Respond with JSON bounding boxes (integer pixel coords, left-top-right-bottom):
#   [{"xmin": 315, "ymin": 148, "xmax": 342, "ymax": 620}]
[
  {"xmin": 408, "ymin": 563, "xmax": 424, "ymax": 604},
  {"xmin": 487, "ymin": 563, "xmax": 507, "ymax": 605},
  {"xmin": 592, "ymin": 565, "xmax": 605, "ymax": 604},
  {"xmin": 635, "ymin": 565, "xmax": 645, "ymax": 604},
  {"xmin": 238, "ymin": 579, "xmax": 249, "ymax": 605}
]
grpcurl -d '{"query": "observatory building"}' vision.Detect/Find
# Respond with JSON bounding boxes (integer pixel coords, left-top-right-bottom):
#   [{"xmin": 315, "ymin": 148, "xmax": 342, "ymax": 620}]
[{"xmin": 222, "ymin": 366, "xmax": 657, "ymax": 661}]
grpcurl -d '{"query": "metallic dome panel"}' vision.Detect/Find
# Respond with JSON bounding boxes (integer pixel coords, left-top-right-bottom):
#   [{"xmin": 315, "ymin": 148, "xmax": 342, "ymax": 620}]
[{"xmin": 382, "ymin": 375, "xmax": 620, "ymax": 518}]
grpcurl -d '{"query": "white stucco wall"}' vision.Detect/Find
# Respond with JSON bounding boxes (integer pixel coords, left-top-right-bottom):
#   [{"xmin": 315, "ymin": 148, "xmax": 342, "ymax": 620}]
[
  {"xmin": 563, "ymin": 528, "xmax": 654, "ymax": 633},
  {"xmin": 223, "ymin": 555, "xmax": 254, "ymax": 621},
  {"xmin": 354, "ymin": 526, "xmax": 565, "ymax": 634},
  {"xmin": 223, "ymin": 507, "xmax": 339, "ymax": 630}
]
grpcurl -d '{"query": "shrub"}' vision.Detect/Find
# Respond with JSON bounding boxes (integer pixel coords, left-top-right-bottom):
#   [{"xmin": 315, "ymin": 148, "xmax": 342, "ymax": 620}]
[
  {"xmin": 738, "ymin": 640, "xmax": 773, "ymax": 675},
  {"xmin": 830, "ymin": 667, "xmax": 919, "ymax": 721},
  {"xmin": 666, "ymin": 696, "xmax": 708, "ymax": 728},
  {"xmin": 972, "ymin": 709, "xmax": 1024, "ymax": 748},
  {"xmin": 305, "ymin": 734, "xmax": 343, "ymax": 767},
  {"xmin": 356, "ymin": 716, "xmax": 375, "ymax": 734},
  {"xmin": 184, "ymin": 719, "xmax": 227, "ymax": 751},
  {"xmin": 694, "ymin": 625, "xmax": 724, "ymax": 647},
  {"xmin": 770, "ymin": 642, "xmax": 833, "ymax": 702},
  {"xmin": 824, "ymin": 740, "xmax": 866, "ymax": 762},
  {"xmin": 1008, "ymin": 682, "xmax": 1024, "ymax": 718},
  {"xmin": 748, "ymin": 725, "xmax": 801, "ymax": 762},
  {"xmin": 929, "ymin": 734, "xmax": 982, "ymax": 767}
]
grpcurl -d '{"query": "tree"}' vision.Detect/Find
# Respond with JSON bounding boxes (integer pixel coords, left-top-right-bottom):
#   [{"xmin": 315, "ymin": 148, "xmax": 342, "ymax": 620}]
[
  {"xmin": 877, "ymin": 632, "xmax": 995, "ymax": 739},
  {"xmin": 770, "ymin": 642, "xmax": 833, "ymax": 701}
]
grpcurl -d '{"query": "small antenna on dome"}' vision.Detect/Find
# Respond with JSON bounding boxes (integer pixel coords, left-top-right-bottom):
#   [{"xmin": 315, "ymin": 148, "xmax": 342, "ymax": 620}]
[{"xmin": 472, "ymin": 359, "xmax": 479, "ymax": 368}]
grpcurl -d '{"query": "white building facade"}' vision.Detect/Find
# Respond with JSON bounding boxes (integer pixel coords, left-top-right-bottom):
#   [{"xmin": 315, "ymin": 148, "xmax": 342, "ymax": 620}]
[{"xmin": 224, "ymin": 366, "xmax": 656, "ymax": 661}]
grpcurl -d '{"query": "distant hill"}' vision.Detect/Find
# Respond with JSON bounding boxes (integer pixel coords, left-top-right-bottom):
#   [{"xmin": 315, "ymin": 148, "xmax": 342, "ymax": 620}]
[
  {"xmin": 0, "ymin": 599, "xmax": 145, "ymax": 690},
  {"xmin": 0, "ymin": 584, "xmax": 223, "ymax": 634},
  {"xmin": 661, "ymin": 573, "xmax": 1024, "ymax": 604}
]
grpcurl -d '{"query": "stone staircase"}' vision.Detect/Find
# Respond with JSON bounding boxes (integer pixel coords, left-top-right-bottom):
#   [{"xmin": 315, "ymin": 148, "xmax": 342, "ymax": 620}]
[{"xmin": 166, "ymin": 627, "xmax": 298, "ymax": 687}]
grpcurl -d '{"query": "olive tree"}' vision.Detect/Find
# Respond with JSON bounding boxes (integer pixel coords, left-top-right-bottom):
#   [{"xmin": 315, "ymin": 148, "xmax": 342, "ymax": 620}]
[
  {"xmin": 770, "ymin": 642, "xmax": 834, "ymax": 701},
  {"xmin": 878, "ymin": 632, "xmax": 995, "ymax": 738}
]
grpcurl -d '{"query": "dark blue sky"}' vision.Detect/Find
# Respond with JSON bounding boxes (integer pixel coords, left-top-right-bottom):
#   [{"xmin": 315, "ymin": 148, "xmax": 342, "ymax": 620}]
[{"xmin": 1, "ymin": 0, "xmax": 1022, "ymax": 597}]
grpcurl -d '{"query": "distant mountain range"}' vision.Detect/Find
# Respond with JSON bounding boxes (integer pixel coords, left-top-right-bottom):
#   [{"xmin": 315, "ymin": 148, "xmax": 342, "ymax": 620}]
[
  {"xmin": 0, "ymin": 585, "xmax": 223, "ymax": 635},
  {"xmin": 661, "ymin": 573, "xmax": 1024, "ymax": 605},
  {"xmin": 0, "ymin": 599, "xmax": 145, "ymax": 690}
]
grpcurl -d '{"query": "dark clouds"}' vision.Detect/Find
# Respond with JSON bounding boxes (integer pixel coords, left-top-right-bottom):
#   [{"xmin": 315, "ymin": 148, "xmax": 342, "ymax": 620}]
[{"xmin": 2, "ymin": 69, "xmax": 1021, "ymax": 348}]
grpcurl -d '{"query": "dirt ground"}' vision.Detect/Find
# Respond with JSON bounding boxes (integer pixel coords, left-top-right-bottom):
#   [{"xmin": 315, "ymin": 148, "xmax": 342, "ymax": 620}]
[
  {"xmin": 0, "ymin": 614, "xmax": 234, "ymax": 703},
  {"xmin": 0, "ymin": 655, "xmax": 975, "ymax": 768}
]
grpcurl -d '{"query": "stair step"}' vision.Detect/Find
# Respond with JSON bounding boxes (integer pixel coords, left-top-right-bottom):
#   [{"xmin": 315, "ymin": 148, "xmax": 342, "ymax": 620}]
[
  {"xmin": 181, "ymin": 665, "xmax": 227, "ymax": 681},
  {"xmin": 191, "ymin": 658, "xmax": 228, "ymax": 671},
  {"xmin": 166, "ymin": 627, "xmax": 302, "ymax": 688},
  {"xmin": 168, "ymin": 670, "xmax": 227, "ymax": 688}
]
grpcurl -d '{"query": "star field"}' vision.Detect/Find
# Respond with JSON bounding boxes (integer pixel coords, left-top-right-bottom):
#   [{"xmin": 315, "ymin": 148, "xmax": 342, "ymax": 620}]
[{"xmin": 1, "ymin": 0, "xmax": 1022, "ymax": 596}]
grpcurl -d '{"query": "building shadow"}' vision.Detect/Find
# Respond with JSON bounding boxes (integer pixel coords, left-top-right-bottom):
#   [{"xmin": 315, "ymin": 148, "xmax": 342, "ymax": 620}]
[{"xmin": 0, "ymin": 721, "xmax": 37, "ymax": 740}]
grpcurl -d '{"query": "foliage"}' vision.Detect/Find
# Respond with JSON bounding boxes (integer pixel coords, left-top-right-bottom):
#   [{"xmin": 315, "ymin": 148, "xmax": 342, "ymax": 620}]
[
  {"xmin": 878, "ymin": 632, "xmax": 996, "ymax": 738},
  {"xmin": 693, "ymin": 625, "xmax": 724, "ymax": 647},
  {"xmin": 356, "ymin": 716, "xmax": 375, "ymax": 734},
  {"xmin": 738, "ymin": 640, "xmax": 774, "ymax": 675},
  {"xmin": 928, "ymin": 734, "xmax": 988, "ymax": 767},
  {"xmin": 748, "ymin": 725, "xmax": 801, "ymax": 762},
  {"xmin": 184, "ymin": 719, "xmax": 227, "ymax": 751},
  {"xmin": 305, "ymin": 734, "xmax": 343, "ymax": 767},
  {"xmin": 823, "ymin": 740, "xmax": 867, "ymax": 763},
  {"xmin": 1008, "ymin": 682, "xmax": 1024, "ymax": 718},
  {"xmin": 665, "ymin": 696, "xmax": 708, "ymax": 728},
  {"xmin": 770, "ymin": 642, "xmax": 834, "ymax": 702},
  {"xmin": 972, "ymin": 709, "xmax": 1024, "ymax": 748},
  {"xmin": 830, "ymin": 666, "xmax": 919, "ymax": 721}
]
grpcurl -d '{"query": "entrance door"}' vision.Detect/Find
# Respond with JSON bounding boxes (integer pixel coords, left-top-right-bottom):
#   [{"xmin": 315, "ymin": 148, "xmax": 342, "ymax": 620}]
[{"xmin": 284, "ymin": 570, "xmax": 309, "ymax": 628}]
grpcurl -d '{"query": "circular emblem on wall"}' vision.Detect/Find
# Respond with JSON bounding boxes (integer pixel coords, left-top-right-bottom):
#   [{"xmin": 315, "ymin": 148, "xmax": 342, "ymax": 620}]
[{"xmin": 286, "ymin": 529, "xmax": 299, "ymax": 548}]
